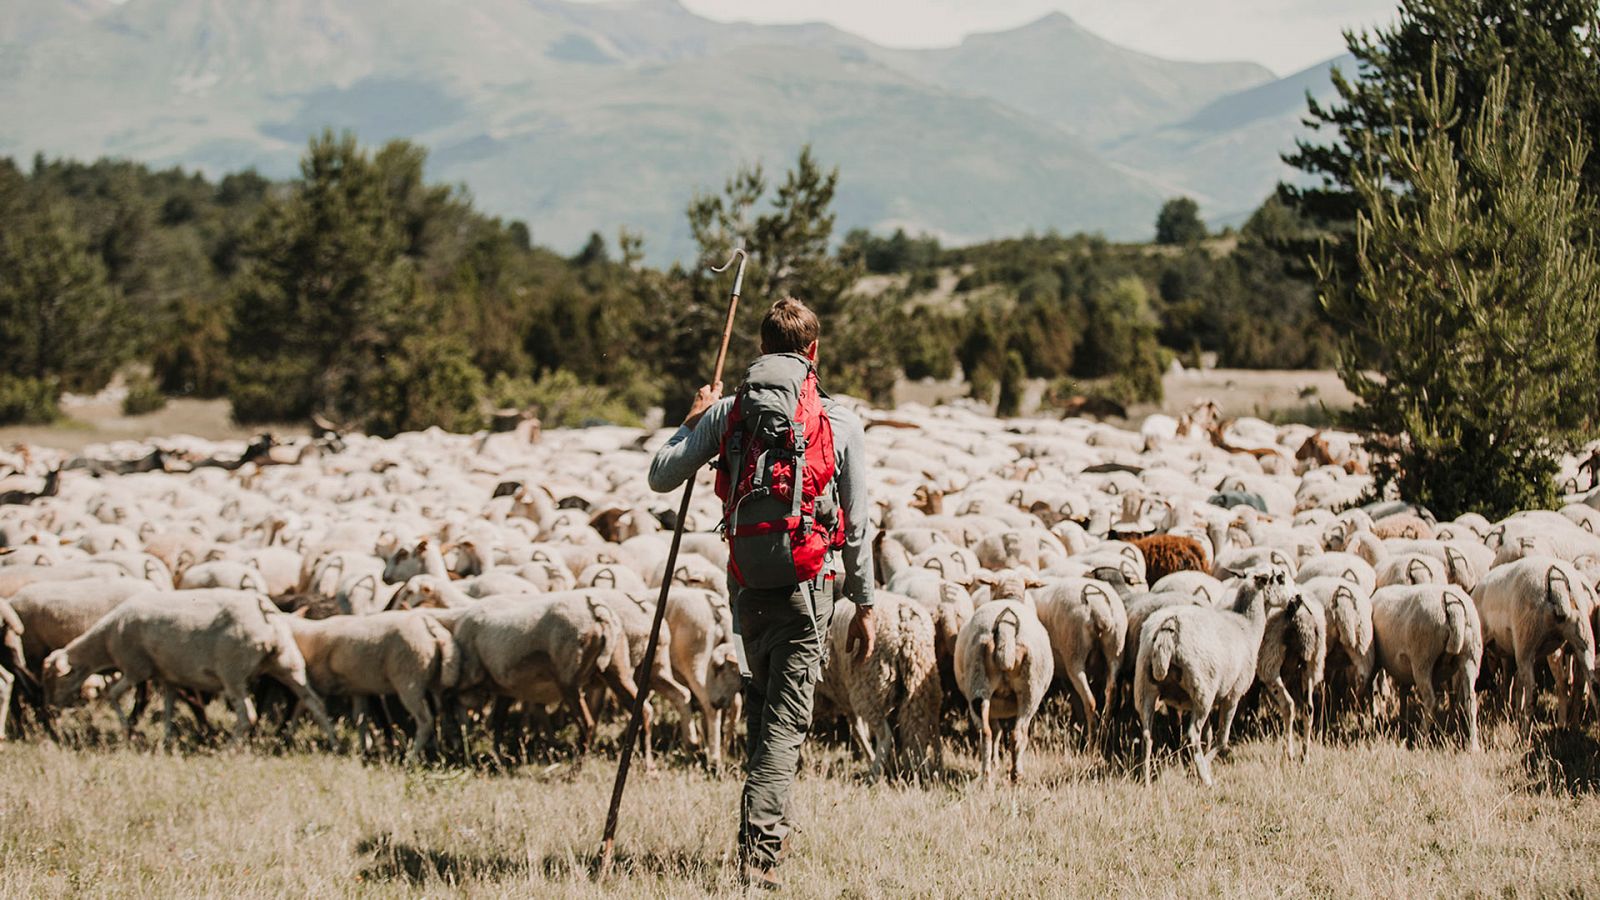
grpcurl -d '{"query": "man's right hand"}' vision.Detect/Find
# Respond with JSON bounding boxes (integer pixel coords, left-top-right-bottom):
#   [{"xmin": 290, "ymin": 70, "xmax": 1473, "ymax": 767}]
[{"xmin": 683, "ymin": 381, "xmax": 722, "ymax": 428}]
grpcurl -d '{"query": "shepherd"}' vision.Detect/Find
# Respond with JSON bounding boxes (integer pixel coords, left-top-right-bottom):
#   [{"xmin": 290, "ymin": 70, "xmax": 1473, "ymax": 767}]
[{"xmin": 647, "ymin": 296, "xmax": 876, "ymax": 889}]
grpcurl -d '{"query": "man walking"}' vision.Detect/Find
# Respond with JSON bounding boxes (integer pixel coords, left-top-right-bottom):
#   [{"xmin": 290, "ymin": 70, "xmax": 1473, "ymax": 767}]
[{"xmin": 648, "ymin": 297, "xmax": 875, "ymax": 889}]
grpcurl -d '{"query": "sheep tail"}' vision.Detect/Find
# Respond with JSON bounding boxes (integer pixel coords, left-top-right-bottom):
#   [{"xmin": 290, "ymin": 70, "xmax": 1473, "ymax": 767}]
[
  {"xmin": 425, "ymin": 615, "xmax": 461, "ymax": 690},
  {"xmin": 1150, "ymin": 617, "xmax": 1180, "ymax": 682},
  {"xmin": 993, "ymin": 606, "xmax": 1022, "ymax": 672},
  {"xmin": 1546, "ymin": 564, "xmax": 1573, "ymax": 622},
  {"xmin": 586, "ymin": 601, "xmax": 621, "ymax": 676},
  {"xmin": 1443, "ymin": 590, "xmax": 1469, "ymax": 657},
  {"xmin": 1332, "ymin": 584, "xmax": 1361, "ymax": 652}
]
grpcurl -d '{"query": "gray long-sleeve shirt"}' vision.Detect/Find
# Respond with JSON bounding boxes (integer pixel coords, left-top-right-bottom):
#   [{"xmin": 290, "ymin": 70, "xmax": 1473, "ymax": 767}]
[{"xmin": 648, "ymin": 396, "xmax": 874, "ymax": 607}]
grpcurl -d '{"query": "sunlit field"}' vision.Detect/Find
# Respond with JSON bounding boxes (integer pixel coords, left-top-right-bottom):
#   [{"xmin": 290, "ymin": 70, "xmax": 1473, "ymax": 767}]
[{"xmin": 5, "ymin": 703, "xmax": 1599, "ymax": 898}]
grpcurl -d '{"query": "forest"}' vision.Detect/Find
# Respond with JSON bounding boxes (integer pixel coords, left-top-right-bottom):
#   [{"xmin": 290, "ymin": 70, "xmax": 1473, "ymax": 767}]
[{"xmin": 0, "ymin": 137, "xmax": 1334, "ymax": 433}]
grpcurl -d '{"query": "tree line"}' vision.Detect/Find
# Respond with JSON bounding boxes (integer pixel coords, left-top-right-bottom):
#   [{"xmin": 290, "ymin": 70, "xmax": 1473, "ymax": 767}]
[{"xmin": 0, "ymin": 138, "xmax": 1332, "ymax": 430}]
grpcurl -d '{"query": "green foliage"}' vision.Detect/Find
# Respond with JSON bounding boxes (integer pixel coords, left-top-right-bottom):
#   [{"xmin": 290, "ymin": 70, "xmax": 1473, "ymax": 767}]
[
  {"xmin": 0, "ymin": 375, "xmax": 60, "ymax": 425},
  {"xmin": 363, "ymin": 335, "xmax": 487, "ymax": 436},
  {"xmin": 490, "ymin": 371, "xmax": 643, "ymax": 428},
  {"xmin": 841, "ymin": 228, "xmax": 941, "ymax": 274},
  {"xmin": 0, "ymin": 198, "xmax": 126, "ymax": 395},
  {"xmin": 995, "ymin": 350, "xmax": 1027, "ymax": 417},
  {"xmin": 1154, "ymin": 197, "xmax": 1207, "ymax": 245},
  {"xmin": 0, "ymin": 135, "xmax": 1341, "ymax": 433},
  {"xmin": 1323, "ymin": 70, "xmax": 1600, "ymax": 518},
  {"xmin": 1073, "ymin": 277, "xmax": 1164, "ymax": 403},
  {"xmin": 1283, "ymin": 0, "xmax": 1600, "ymax": 287},
  {"xmin": 120, "ymin": 373, "xmax": 167, "ymax": 417}
]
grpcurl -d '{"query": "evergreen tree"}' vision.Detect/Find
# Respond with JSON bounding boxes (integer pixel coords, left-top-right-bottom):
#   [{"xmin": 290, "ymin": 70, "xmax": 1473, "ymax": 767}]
[
  {"xmin": 1154, "ymin": 197, "xmax": 1207, "ymax": 245},
  {"xmin": 227, "ymin": 131, "xmax": 480, "ymax": 433},
  {"xmin": 1323, "ymin": 70, "xmax": 1600, "ymax": 518},
  {"xmin": 1282, "ymin": 0, "xmax": 1600, "ymax": 277},
  {"xmin": 0, "ymin": 202, "xmax": 125, "ymax": 404}
]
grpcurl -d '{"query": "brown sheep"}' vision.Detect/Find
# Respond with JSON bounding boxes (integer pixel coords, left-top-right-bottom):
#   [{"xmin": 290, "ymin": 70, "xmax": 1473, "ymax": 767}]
[
  {"xmin": 1129, "ymin": 535, "xmax": 1209, "ymax": 584},
  {"xmin": 1372, "ymin": 514, "xmax": 1435, "ymax": 541}
]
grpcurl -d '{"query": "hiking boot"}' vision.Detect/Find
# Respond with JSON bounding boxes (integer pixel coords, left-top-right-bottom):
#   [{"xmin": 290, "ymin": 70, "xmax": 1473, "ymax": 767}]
[{"xmin": 740, "ymin": 863, "xmax": 783, "ymax": 891}]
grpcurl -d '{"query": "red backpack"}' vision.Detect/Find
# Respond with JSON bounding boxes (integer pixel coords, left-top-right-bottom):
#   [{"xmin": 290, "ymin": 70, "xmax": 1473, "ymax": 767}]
[{"xmin": 715, "ymin": 353, "xmax": 845, "ymax": 590}]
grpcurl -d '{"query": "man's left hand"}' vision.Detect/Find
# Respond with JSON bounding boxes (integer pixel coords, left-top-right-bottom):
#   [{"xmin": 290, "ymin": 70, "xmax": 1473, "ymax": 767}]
[{"xmin": 846, "ymin": 605, "xmax": 875, "ymax": 661}]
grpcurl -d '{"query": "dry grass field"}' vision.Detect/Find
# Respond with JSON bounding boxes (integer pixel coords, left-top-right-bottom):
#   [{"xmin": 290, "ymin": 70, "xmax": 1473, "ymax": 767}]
[{"xmin": 4, "ymin": 708, "xmax": 1600, "ymax": 898}]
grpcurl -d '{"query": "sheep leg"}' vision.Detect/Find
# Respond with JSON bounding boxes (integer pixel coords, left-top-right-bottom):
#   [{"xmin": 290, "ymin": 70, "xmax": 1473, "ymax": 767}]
[
  {"xmin": 972, "ymin": 697, "xmax": 994, "ymax": 786},
  {"xmin": 1455, "ymin": 661, "xmax": 1480, "ymax": 753},
  {"xmin": 101, "ymin": 672, "xmax": 143, "ymax": 741},
  {"xmin": 1065, "ymin": 666, "xmax": 1099, "ymax": 748},
  {"xmin": 275, "ymin": 678, "xmax": 336, "ymax": 749},
  {"xmin": 1009, "ymin": 713, "xmax": 1032, "ymax": 784},
  {"xmin": 1213, "ymin": 696, "xmax": 1241, "ymax": 761},
  {"xmin": 352, "ymin": 697, "xmax": 371, "ymax": 757},
  {"xmin": 1267, "ymin": 679, "xmax": 1296, "ymax": 760},
  {"xmin": 397, "ymin": 687, "xmax": 434, "ymax": 765},
  {"xmin": 1514, "ymin": 658, "xmax": 1538, "ymax": 728},
  {"xmin": 1410, "ymin": 662, "xmax": 1440, "ymax": 745},
  {"xmin": 1299, "ymin": 672, "xmax": 1316, "ymax": 762},
  {"xmin": 490, "ymin": 696, "xmax": 516, "ymax": 763},
  {"xmin": 0, "ymin": 668, "xmax": 12, "ymax": 741},
  {"xmin": 161, "ymin": 685, "xmax": 178, "ymax": 749},
  {"xmin": 1137, "ymin": 677, "xmax": 1158, "ymax": 784},
  {"xmin": 1187, "ymin": 711, "xmax": 1213, "ymax": 786},
  {"xmin": 653, "ymin": 673, "xmax": 696, "ymax": 756},
  {"xmin": 704, "ymin": 702, "xmax": 724, "ymax": 771},
  {"xmin": 866, "ymin": 716, "xmax": 895, "ymax": 783},
  {"xmin": 223, "ymin": 682, "xmax": 258, "ymax": 746}
]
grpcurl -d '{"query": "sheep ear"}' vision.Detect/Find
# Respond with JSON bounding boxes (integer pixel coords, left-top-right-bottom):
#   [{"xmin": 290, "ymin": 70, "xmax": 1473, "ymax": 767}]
[
  {"xmin": 973, "ymin": 572, "xmax": 997, "ymax": 586},
  {"xmin": 1025, "ymin": 577, "xmax": 1045, "ymax": 588}
]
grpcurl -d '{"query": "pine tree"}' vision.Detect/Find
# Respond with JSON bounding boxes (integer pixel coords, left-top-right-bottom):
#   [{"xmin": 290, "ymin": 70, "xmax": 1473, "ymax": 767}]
[
  {"xmin": 0, "ymin": 202, "xmax": 125, "ymax": 405},
  {"xmin": 1154, "ymin": 197, "xmax": 1207, "ymax": 245},
  {"xmin": 1282, "ymin": 0, "xmax": 1600, "ymax": 273},
  {"xmin": 1323, "ymin": 69, "xmax": 1600, "ymax": 518}
]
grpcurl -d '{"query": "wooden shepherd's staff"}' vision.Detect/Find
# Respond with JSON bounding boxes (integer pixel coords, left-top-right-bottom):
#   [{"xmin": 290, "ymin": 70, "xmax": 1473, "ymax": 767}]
[{"xmin": 595, "ymin": 246, "xmax": 747, "ymax": 878}]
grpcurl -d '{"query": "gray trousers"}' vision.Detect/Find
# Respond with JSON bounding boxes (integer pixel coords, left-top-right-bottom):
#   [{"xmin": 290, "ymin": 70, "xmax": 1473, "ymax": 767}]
[{"xmin": 732, "ymin": 576, "xmax": 835, "ymax": 869}]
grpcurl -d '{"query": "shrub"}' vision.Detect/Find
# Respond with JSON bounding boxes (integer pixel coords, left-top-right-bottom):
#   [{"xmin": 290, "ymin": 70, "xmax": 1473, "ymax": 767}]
[
  {"xmin": 490, "ymin": 370, "xmax": 642, "ymax": 429},
  {"xmin": 121, "ymin": 373, "xmax": 168, "ymax": 416},
  {"xmin": 363, "ymin": 336, "xmax": 488, "ymax": 436},
  {"xmin": 0, "ymin": 376, "xmax": 59, "ymax": 425}
]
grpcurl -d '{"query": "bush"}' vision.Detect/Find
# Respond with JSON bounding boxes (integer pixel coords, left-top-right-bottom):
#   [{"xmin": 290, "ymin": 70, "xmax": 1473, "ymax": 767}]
[
  {"xmin": 490, "ymin": 370, "xmax": 642, "ymax": 429},
  {"xmin": 121, "ymin": 373, "xmax": 168, "ymax": 416},
  {"xmin": 363, "ymin": 336, "xmax": 488, "ymax": 436},
  {"xmin": 0, "ymin": 375, "xmax": 59, "ymax": 425}
]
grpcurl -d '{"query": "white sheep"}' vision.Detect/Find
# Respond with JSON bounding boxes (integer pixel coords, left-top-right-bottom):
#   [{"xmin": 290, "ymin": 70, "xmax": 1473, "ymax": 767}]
[
  {"xmin": 0, "ymin": 598, "xmax": 24, "ymax": 739},
  {"xmin": 1297, "ymin": 577, "xmax": 1376, "ymax": 716},
  {"xmin": 817, "ymin": 594, "xmax": 942, "ymax": 780},
  {"xmin": 1135, "ymin": 567, "xmax": 1289, "ymax": 784},
  {"xmin": 1472, "ymin": 556, "xmax": 1597, "ymax": 725},
  {"xmin": 1034, "ymin": 577, "xmax": 1127, "ymax": 745},
  {"xmin": 953, "ymin": 598, "xmax": 1053, "ymax": 784},
  {"xmin": 43, "ymin": 589, "xmax": 338, "ymax": 746},
  {"xmin": 1370, "ymin": 583, "xmax": 1482, "ymax": 751},
  {"xmin": 451, "ymin": 591, "xmax": 625, "ymax": 755},
  {"xmin": 285, "ymin": 610, "xmax": 460, "ymax": 762},
  {"xmin": 1255, "ymin": 589, "xmax": 1326, "ymax": 761}
]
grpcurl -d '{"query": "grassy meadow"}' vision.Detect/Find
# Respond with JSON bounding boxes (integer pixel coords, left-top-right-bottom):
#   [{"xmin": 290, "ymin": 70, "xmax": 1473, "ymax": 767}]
[{"xmin": 4, "ymin": 708, "xmax": 1600, "ymax": 898}]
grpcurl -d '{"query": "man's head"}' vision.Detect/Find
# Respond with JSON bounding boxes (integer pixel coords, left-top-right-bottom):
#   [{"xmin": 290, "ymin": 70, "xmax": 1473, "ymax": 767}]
[{"xmin": 759, "ymin": 297, "xmax": 820, "ymax": 359}]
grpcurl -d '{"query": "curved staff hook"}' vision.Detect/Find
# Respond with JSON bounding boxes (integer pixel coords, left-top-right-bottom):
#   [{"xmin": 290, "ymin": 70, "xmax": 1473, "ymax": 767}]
[
  {"xmin": 706, "ymin": 247, "xmax": 748, "ymax": 386},
  {"xmin": 596, "ymin": 245, "xmax": 747, "ymax": 879}
]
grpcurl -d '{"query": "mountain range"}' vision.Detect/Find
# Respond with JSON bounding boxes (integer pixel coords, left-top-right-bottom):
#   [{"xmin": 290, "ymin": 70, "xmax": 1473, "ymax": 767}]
[{"xmin": 0, "ymin": 0, "xmax": 1350, "ymax": 261}]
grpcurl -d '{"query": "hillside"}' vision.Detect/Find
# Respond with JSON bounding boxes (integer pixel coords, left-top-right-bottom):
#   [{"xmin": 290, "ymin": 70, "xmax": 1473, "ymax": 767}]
[
  {"xmin": 0, "ymin": 0, "xmax": 1343, "ymax": 259},
  {"xmin": 1104, "ymin": 55, "xmax": 1352, "ymax": 223}
]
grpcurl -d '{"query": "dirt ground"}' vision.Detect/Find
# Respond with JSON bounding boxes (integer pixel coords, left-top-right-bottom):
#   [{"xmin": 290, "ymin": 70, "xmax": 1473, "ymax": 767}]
[{"xmin": 893, "ymin": 367, "xmax": 1357, "ymax": 421}]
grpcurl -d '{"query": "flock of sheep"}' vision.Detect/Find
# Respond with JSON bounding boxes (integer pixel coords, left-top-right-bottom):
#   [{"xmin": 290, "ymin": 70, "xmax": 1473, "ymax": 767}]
[{"xmin": 2, "ymin": 398, "xmax": 1599, "ymax": 788}]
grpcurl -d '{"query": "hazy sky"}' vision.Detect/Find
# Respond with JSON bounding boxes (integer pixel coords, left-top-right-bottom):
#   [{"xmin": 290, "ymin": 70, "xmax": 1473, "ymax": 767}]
[{"xmin": 672, "ymin": 0, "xmax": 1400, "ymax": 75}]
